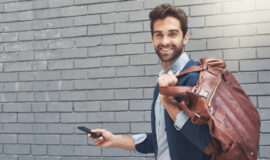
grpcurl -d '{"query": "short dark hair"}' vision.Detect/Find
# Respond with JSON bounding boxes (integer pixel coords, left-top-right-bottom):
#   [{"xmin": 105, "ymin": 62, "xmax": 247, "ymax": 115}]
[{"xmin": 149, "ymin": 3, "xmax": 188, "ymax": 37}]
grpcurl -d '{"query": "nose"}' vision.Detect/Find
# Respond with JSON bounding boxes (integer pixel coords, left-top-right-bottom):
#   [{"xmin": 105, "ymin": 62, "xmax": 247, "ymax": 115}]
[{"xmin": 161, "ymin": 36, "xmax": 170, "ymax": 46}]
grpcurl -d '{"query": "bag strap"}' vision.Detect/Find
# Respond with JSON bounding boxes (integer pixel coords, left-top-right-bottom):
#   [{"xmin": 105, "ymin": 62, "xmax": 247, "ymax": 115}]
[{"xmin": 159, "ymin": 65, "xmax": 204, "ymax": 97}]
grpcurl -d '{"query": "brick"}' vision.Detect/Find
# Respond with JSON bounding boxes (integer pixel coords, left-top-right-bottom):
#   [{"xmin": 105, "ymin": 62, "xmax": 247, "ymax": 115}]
[
  {"xmin": 31, "ymin": 145, "xmax": 47, "ymax": 155},
  {"xmin": 239, "ymin": 10, "xmax": 270, "ymax": 24},
  {"xmin": 189, "ymin": 50, "xmax": 223, "ymax": 61},
  {"xmin": 18, "ymin": 11, "xmax": 35, "ymax": 21},
  {"xmin": 87, "ymin": 112, "xmax": 114, "ymax": 122},
  {"xmin": 256, "ymin": 0, "xmax": 270, "ymax": 10},
  {"xmin": 35, "ymin": 135, "xmax": 60, "ymax": 144},
  {"xmin": 60, "ymin": 91, "xmax": 86, "ymax": 101},
  {"xmin": 144, "ymin": 0, "xmax": 173, "ymax": 9},
  {"xmin": 259, "ymin": 71, "xmax": 270, "ymax": 82},
  {"xmin": 35, "ymin": 113, "xmax": 60, "ymax": 122},
  {"xmin": 207, "ymin": 37, "xmax": 239, "ymax": 49},
  {"xmin": 0, "ymin": 32, "xmax": 18, "ymax": 42},
  {"xmin": 115, "ymin": 89, "xmax": 143, "ymax": 99},
  {"xmin": 88, "ymin": 24, "xmax": 114, "ymax": 36},
  {"xmin": 102, "ymin": 78, "xmax": 129, "ymax": 88},
  {"xmin": 33, "ymin": 61, "xmax": 48, "ymax": 71},
  {"xmin": 144, "ymin": 21, "xmax": 151, "ymax": 31},
  {"xmin": 61, "ymin": 135, "xmax": 86, "ymax": 145},
  {"xmin": 0, "ymin": 111, "xmax": 17, "ymax": 123},
  {"xmin": 88, "ymin": 67, "xmax": 115, "ymax": 78},
  {"xmin": 102, "ymin": 34, "xmax": 130, "ymax": 45},
  {"xmin": 36, "ymin": 71, "xmax": 61, "ymax": 80},
  {"xmin": 131, "ymin": 122, "xmax": 151, "ymax": 133},
  {"xmin": 74, "ymin": 57, "xmax": 101, "ymax": 68},
  {"xmin": 34, "ymin": 92, "xmax": 59, "ymax": 102},
  {"xmin": 89, "ymin": 45, "xmax": 115, "ymax": 57},
  {"xmin": 233, "ymin": 72, "xmax": 257, "ymax": 83},
  {"xmin": 48, "ymin": 59, "xmax": 73, "ymax": 70},
  {"xmin": 33, "ymin": 40, "xmax": 49, "ymax": 51},
  {"xmin": 60, "ymin": 27, "xmax": 85, "ymax": 38},
  {"xmin": 102, "ymin": 123, "xmax": 129, "ymax": 133},
  {"xmin": 258, "ymin": 96, "xmax": 270, "ymax": 108},
  {"xmin": 75, "ymin": 36, "xmax": 101, "ymax": 47},
  {"xmin": 18, "ymin": 31, "xmax": 34, "ymax": 41},
  {"xmin": 61, "ymin": 113, "xmax": 87, "ymax": 122},
  {"xmin": 0, "ymin": 134, "xmax": 17, "ymax": 143},
  {"xmin": 88, "ymin": 3, "xmax": 114, "ymax": 14},
  {"xmin": 257, "ymin": 23, "xmax": 270, "ymax": 34},
  {"xmin": 145, "ymin": 65, "xmax": 161, "ymax": 76},
  {"xmin": 62, "ymin": 69, "xmax": 87, "ymax": 79},
  {"xmin": 3, "ymin": 124, "xmax": 33, "ymax": 133},
  {"xmin": 18, "ymin": 155, "xmax": 34, "ymax": 160},
  {"xmin": 32, "ymin": 103, "xmax": 46, "ymax": 112},
  {"xmin": 260, "ymin": 134, "xmax": 270, "ymax": 145},
  {"xmin": 5, "ymin": 42, "xmax": 33, "ymax": 52},
  {"xmin": 116, "ymin": 44, "xmax": 144, "ymax": 55},
  {"xmin": 74, "ymin": 79, "xmax": 101, "ymax": 89},
  {"xmin": 61, "ymin": 48, "xmax": 87, "ymax": 58},
  {"xmin": 129, "ymin": 10, "xmax": 149, "ymax": 21},
  {"xmin": 35, "ymin": 8, "xmax": 61, "ymax": 19},
  {"xmin": 3, "ymin": 103, "xmax": 31, "ymax": 112},
  {"xmin": 190, "ymin": 27, "xmax": 223, "ymax": 39},
  {"xmin": 242, "ymin": 84, "xmax": 270, "ymax": 96},
  {"xmin": 115, "ymin": 1, "xmax": 143, "ymax": 12},
  {"xmin": 74, "ymin": 146, "xmax": 101, "ymax": 156},
  {"xmin": 32, "ymin": 0, "xmax": 48, "ymax": 9},
  {"xmin": 0, "ymin": 93, "xmax": 16, "ymax": 102},
  {"xmin": 61, "ymin": 6, "xmax": 87, "ymax": 17},
  {"xmin": 18, "ymin": 113, "xmax": 34, "ymax": 122},
  {"xmin": 74, "ymin": 101, "xmax": 100, "ymax": 112},
  {"xmin": 130, "ymin": 100, "xmax": 152, "ymax": 111},
  {"xmin": 18, "ymin": 134, "xmax": 34, "ymax": 144},
  {"xmin": 130, "ymin": 54, "xmax": 159, "ymax": 65},
  {"xmin": 35, "ymin": 50, "xmax": 61, "ymax": 60},
  {"xmin": 101, "ymin": 56, "xmax": 129, "ymax": 67},
  {"xmin": 49, "ymin": 39, "xmax": 74, "ymax": 49},
  {"xmin": 224, "ymin": 48, "xmax": 256, "ymax": 60},
  {"xmin": 48, "ymin": 124, "xmax": 73, "ymax": 134},
  {"xmin": 0, "ymin": 52, "xmax": 16, "ymax": 62},
  {"xmin": 115, "ymin": 111, "xmax": 144, "ymax": 122},
  {"xmin": 261, "ymin": 121, "xmax": 270, "ymax": 133},
  {"xmin": 115, "ymin": 22, "xmax": 143, "ymax": 33},
  {"xmin": 47, "ymin": 102, "xmax": 73, "ymax": 112},
  {"xmin": 224, "ymin": 60, "xmax": 239, "ymax": 72},
  {"xmin": 0, "ymin": 155, "xmax": 16, "ymax": 160},
  {"xmin": 130, "ymin": 77, "xmax": 156, "ymax": 88},
  {"xmin": 87, "ymin": 90, "xmax": 114, "ymax": 100},
  {"xmin": 4, "ymin": 144, "xmax": 30, "ymax": 154},
  {"xmin": 4, "ymin": 1, "xmax": 32, "ymax": 12},
  {"xmin": 223, "ymin": 0, "xmax": 255, "ymax": 13},
  {"xmin": 103, "ymin": 147, "xmax": 130, "ymax": 156},
  {"xmin": 48, "ymin": 0, "xmax": 73, "ymax": 8},
  {"xmin": 102, "ymin": 12, "xmax": 128, "ymax": 23},
  {"xmin": 131, "ymin": 32, "xmax": 151, "ymax": 43},
  {"xmin": 33, "ymin": 19, "xmax": 47, "ymax": 30},
  {"xmin": 18, "ymin": 51, "xmax": 35, "ymax": 61},
  {"xmin": 206, "ymin": 14, "xmax": 238, "ymax": 26},
  {"xmin": 33, "ymin": 81, "xmax": 48, "ymax": 91},
  {"xmin": 47, "ymin": 17, "xmax": 73, "ymax": 28},
  {"xmin": 116, "ymin": 66, "xmax": 144, "ymax": 77},
  {"xmin": 224, "ymin": 24, "xmax": 256, "ymax": 37},
  {"xmin": 240, "ymin": 59, "xmax": 270, "ymax": 71},
  {"xmin": 174, "ymin": 0, "xmax": 204, "ymax": 5},
  {"xmin": 260, "ymin": 146, "xmax": 270, "ymax": 158},
  {"xmin": 4, "ymin": 61, "xmax": 32, "ymax": 72},
  {"xmin": 186, "ymin": 39, "xmax": 207, "ymax": 51},
  {"xmin": 191, "ymin": 3, "xmax": 221, "ymax": 16},
  {"xmin": 74, "ymin": 15, "xmax": 100, "ymax": 26},
  {"xmin": 101, "ymin": 100, "xmax": 128, "ymax": 111}
]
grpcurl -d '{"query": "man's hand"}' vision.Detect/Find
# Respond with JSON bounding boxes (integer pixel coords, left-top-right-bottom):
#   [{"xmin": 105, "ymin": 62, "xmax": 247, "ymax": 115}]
[
  {"xmin": 158, "ymin": 71, "xmax": 181, "ymax": 122},
  {"xmin": 88, "ymin": 129, "xmax": 136, "ymax": 151}
]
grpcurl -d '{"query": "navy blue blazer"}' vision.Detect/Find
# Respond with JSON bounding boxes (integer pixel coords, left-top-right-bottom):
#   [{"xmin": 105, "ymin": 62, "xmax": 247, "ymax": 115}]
[{"xmin": 135, "ymin": 59, "xmax": 212, "ymax": 160}]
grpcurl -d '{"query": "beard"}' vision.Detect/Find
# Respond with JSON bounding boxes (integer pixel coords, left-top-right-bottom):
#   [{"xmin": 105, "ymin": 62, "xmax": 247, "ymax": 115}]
[{"xmin": 155, "ymin": 44, "xmax": 184, "ymax": 62}]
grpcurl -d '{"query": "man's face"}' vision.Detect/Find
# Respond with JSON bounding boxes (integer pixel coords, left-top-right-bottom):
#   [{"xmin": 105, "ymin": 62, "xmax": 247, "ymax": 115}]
[{"xmin": 152, "ymin": 16, "xmax": 189, "ymax": 63}]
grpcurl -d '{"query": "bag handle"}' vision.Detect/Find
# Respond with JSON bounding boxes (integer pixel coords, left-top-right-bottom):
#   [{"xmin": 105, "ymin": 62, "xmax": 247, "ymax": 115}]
[{"xmin": 159, "ymin": 65, "xmax": 204, "ymax": 97}]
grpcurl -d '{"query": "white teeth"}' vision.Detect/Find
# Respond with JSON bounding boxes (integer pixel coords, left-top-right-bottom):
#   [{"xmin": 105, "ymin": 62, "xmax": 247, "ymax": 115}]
[{"xmin": 161, "ymin": 48, "xmax": 172, "ymax": 51}]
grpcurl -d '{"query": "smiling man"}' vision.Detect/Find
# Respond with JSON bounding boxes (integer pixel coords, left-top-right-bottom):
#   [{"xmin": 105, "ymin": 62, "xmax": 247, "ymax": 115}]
[{"xmin": 89, "ymin": 4, "xmax": 212, "ymax": 160}]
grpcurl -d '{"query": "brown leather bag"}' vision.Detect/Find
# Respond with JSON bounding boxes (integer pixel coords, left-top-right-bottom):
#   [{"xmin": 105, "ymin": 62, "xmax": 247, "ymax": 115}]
[{"xmin": 159, "ymin": 57, "xmax": 260, "ymax": 160}]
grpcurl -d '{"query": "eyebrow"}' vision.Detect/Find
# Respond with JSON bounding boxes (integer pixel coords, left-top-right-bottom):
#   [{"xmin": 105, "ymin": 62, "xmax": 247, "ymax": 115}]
[{"xmin": 153, "ymin": 29, "xmax": 180, "ymax": 34}]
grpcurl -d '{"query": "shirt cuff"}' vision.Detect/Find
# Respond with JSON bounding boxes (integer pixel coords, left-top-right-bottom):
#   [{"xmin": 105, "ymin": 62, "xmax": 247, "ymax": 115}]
[
  {"xmin": 131, "ymin": 134, "xmax": 147, "ymax": 145},
  {"xmin": 174, "ymin": 110, "xmax": 189, "ymax": 130}
]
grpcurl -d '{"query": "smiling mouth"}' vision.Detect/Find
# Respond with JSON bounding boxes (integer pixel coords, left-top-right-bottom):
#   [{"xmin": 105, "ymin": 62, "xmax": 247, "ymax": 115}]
[{"xmin": 159, "ymin": 47, "xmax": 173, "ymax": 53}]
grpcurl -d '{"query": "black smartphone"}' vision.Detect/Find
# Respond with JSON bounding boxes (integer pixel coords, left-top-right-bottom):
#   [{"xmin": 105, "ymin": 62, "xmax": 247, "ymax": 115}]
[{"xmin": 77, "ymin": 126, "xmax": 102, "ymax": 138}]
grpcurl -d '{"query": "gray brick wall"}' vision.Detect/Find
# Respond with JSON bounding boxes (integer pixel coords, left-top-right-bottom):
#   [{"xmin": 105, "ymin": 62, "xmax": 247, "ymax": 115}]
[{"xmin": 0, "ymin": 0, "xmax": 269, "ymax": 159}]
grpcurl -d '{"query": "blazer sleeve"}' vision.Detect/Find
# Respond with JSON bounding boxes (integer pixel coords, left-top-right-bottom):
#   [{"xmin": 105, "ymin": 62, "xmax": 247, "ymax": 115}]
[
  {"xmin": 178, "ymin": 71, "xmax": 212, "ymax": 152},
  {"xmin": 135, "ymin": 133, "xmax": 154, "ymax": 154}
]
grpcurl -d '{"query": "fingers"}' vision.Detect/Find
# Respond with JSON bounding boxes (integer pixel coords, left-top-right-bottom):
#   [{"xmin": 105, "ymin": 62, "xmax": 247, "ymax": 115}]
[{"xmin": 158, "ymin": 70, "xmax": 178, "ymax": 87}]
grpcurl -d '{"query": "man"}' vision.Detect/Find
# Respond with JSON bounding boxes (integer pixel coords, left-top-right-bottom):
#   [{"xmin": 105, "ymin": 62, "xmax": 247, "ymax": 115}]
[{"xmin": 89, "ymin": 3, "xmax": 212, "ymax": 160}]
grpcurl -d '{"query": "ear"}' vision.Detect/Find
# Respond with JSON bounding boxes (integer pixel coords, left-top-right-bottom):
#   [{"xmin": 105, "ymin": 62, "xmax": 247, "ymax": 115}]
[{"xmin": 183, "ymin": 32, "xmax": 189, "ymax": 45}]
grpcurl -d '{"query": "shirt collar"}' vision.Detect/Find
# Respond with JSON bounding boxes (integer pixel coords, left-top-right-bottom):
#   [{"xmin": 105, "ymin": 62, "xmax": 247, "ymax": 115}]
[{"xmin": 159, "ymin": 52, "xmax": 190, "ymax": 76}]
